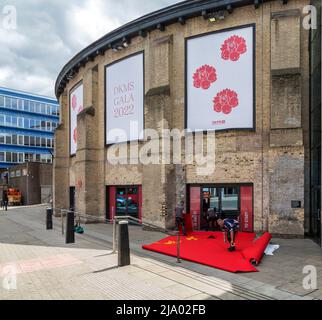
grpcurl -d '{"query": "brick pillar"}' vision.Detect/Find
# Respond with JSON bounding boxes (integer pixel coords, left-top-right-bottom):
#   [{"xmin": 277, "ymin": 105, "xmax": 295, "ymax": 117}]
[
  {"xmin": 74, "ymin": 65, "xmax": 101, "ymax": 218},
  {"xmin": 53, "ymin": 92, "xmax": 69, "ymax": 214}
]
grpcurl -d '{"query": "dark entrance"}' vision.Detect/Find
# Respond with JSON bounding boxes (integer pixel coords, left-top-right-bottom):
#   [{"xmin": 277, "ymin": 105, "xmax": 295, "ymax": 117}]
[
  {"xmin": 188, "ymin": 184, "xmax": 253, "ymax": 232},
  {"xmin": 309, "ymin": 0, "xmax": 321, "ymax": 244}
]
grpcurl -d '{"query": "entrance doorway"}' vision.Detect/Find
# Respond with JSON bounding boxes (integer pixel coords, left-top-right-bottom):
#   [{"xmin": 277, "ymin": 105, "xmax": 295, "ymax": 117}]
[
  {"xmin": 188, "ymin": 184, "xmax": 253, "ymax": 232},
  {"xmin": 106, "ymin": 185, "xmax": 142, "ymax": 221}
]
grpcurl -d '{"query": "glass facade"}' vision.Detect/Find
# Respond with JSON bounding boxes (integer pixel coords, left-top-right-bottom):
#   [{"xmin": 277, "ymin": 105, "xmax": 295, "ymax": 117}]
[{"xmin": 0, "ymin": 87, "xmax": 59, "ymax": 168}]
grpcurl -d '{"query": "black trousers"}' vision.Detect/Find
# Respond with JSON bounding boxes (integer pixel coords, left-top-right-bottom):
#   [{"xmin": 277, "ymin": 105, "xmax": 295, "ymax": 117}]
[{"xmin": 175, "ymin": 217, "xmax": 186, "ymax": 236}]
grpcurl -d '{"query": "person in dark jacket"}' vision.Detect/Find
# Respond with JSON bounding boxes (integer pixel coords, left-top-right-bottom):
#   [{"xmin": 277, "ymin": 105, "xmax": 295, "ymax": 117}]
[
  {"xmin": 217, "ymin": 216, "xmax": 239, "ymax": 252},
  {"xmin": 175, "ymin": 200, "xmax": 187, "ymax": 236},
  {"xmin": 2, "ymin": 190, "xmax": 8, "ymax": 211}
]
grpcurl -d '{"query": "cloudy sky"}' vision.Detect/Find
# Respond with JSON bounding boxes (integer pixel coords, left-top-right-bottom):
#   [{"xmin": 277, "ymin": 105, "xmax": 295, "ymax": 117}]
[{"xmin": 0, "ymin": 0, "xmax": 182, "ymax": 98}]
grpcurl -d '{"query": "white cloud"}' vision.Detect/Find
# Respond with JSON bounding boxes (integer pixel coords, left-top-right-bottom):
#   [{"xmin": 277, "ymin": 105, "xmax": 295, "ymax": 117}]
[{"xmin": 0, "ymin": 0, "xmax": 182, "ymax": 97}]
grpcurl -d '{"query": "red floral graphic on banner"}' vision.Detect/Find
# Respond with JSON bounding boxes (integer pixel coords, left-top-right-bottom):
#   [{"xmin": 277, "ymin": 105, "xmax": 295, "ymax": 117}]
[
  {"xmin": 221, "ymin": 35, "xmax": 247, "ymax": 61},
  {"xmin": 193, "ymin": 65, "xmax": 217, "ymax": 89},
  {"xmin": 73, "ymin": 127, "xmax": 77, "ymax": 143},
  {"xmin": 71, "ymin": 95, "xmax": 77, "ymax": 110},
  {"xmin": 213, "ymin": 89, "xmax": 239, "ymax": 114}
]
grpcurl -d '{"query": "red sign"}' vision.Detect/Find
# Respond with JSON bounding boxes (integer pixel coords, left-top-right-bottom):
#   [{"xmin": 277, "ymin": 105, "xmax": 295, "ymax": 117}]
[{"xmin": 239, "ymin": 186, "xmax": 253, "ymax": 232}]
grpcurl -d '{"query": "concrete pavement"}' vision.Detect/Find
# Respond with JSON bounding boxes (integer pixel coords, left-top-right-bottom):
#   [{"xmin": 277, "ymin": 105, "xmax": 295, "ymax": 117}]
[{"xmin": 0, "ymin": 205, "xmax": 320, "ymax": 300}]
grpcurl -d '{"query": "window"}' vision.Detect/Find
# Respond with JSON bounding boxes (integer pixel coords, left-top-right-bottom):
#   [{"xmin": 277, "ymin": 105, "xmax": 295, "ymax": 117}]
[
  {"xmin": 46, "ymin": 121, "xmax": 51, "ymax": 131},
  {"xmin": 30, "ymin": 119, "xmax": 35, "ymax": 129},
  {"xmin": 18, "ymin": 117, "xmax": 23, "ymax": 128},
  {"xmin": 24, "ymin": 100, "xmax": 30, "ymax": 112},
  {"xmin": 18, "ymin": 99, "xmax": 23, "ymax": 110},
  {"xmin": 41, "ymin": 121, "xmax": 46, "ymax": 130},
  {"xmin": 0, "ymin": 95, "xmax": 4, "ymax": 107},
  {"xmin": 12, "ymin": 153, "xmax": 17, "ymax": 163},
  {"xmin": 41, "ymin": 104, "xmax": 46, "ymax": 114},
  {"xmin": 24, "ymin": 135, "xmax": 30, "ymax": 146},
  {"xmin": 0, "ymin": 152, "xmax": 4, "ymax": 162},
  {"xmin": 10, "ymin": 171, "xmax": 15, "ymax": 178},
  {"xmin": 30, "ymin": 101, "xmax": 35, "ymax": 113},
  {"xmin": 5, "ymin": 115, "xmax": 11, "ymax": 126},
  {"xmin": 5, "ymin": 134, "xmax": 11, "ymax": 144},
  {"xmin": 18, "ymin": 135, "xmax": 23, "ymax": 145},
  {"xmin": 12, "ymin": 116, "xmax": 17, "ymax": 127},
  {"xmin": 24, "ymin": 118, "xmax": 30, "ymax": 129},
  {"xmin": 36, "ymin": 154, "xmax": 40, "ymax": 162},
  {"xmin": 18, "ymin": 153, "xmax": 24, "ymax": 163},
  {"xmin": 6, "ymin": 152, "xmax": 11, "ymax": 162},
  {"xmin": 16, "ymin": 170, "xmax": 21, "ymax": 177},
  {"xmin": 30, "ymin": 136, "xmax": 35, "ymax": 146},
  {"xmin": 12, "ymin": 134, "xmax": 17, "ymax": 145},
  {"xmin": 0, "ymin": 114, "xmax": 4, "ymax": 125},
  {"xmin": 36, "ymin": 136, "xmax": 40, "ymax": 147},
  {"xmin": 47, "ymin": 138, "xmax": 51, "ymax": 147},
  {"xmin": 0, "ymin": 133, "xmax": 4, "ymax": 144},
  {"xmin": 41, "ymin": 137, "xmax": 46, "ymax": 147},
  {"xmin": 11, "ymin": 98, "xmax": 17, "ymax": 109},
  {"xmin": 35, "ymin": 120, "xmax": 41, "ymax": 129},
  {"xmin": 4, "ymin": 97, "xmax": 10, "ymax": 108},
  {"xmin": 36, "ymin": 103, "xmax": 40, "ymax": 114}
]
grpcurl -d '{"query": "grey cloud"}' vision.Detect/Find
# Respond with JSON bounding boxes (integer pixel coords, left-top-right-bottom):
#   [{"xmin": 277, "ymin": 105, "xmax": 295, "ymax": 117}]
[{"xmin": 0, "ymin": 0, "xmax": 181, "ymax": 97}]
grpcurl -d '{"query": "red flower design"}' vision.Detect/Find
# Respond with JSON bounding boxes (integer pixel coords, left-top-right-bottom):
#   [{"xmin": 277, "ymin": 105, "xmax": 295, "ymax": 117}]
[
  {"xmin": 193, "ymin": 65, "xmax": 217, "ymax": 89},
  {"xmin": 221, "ymin": 35, "xmax": 247, "ymax": 61},
  {"xmin": 213, "ymin": 89, "xmax": 239, "ymax": 115},
  {"xmin": 71, "ymin": 95, "xmax": 77, "ymax": 110},
  {"xmin": 73, "ymin": 127, "xmax": 77, "ymax": 143}
]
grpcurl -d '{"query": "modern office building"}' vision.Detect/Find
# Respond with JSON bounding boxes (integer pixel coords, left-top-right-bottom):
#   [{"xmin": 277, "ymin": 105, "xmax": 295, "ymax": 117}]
[
  {"xmin": 0, "ymin": 87, "xmax": 59, "ymax": 168},
  {"xmin": 53, "ymin": 0, "xmax": 320, "ymax": 243}
]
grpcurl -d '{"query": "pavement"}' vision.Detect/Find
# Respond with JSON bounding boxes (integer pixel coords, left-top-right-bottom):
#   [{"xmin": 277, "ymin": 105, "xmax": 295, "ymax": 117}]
[{"xmin": 0, "ymin": 204, "xmax": 321, "ymax": 300}]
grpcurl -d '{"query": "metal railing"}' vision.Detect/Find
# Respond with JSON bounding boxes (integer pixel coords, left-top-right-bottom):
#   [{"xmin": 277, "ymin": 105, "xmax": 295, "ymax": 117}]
[{"xmin": 51, "ymin": 207, "xmax": 182, "ymax": 262}]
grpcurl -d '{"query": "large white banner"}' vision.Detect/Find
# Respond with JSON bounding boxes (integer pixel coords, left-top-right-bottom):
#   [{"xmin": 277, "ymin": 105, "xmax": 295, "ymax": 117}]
[
  {"xmin": 186, "ymin": 25, "xmax": 254, "ymax": 131},
  {"xmin": 70, "ymin": 83, "xmax": 83, "ymax": 155},
  {"xmin": 105, "ymin": 52, "xmax": 144, "ymax": 144}
]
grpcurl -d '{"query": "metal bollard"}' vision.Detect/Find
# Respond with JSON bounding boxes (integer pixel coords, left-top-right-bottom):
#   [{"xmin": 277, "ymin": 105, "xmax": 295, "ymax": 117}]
[
  {"xmin": 65, "ymin": 210, "xmax": 75, "ymax": 244},
  {"xmin": 177, "ymin": 232, "xmax": 181, "ymax": 263},
  {"xmin": 118, "ymin": 220, "xmax": 130, "ymax": 267},
  {"xmin": 46, "ymin": 207, "xmax": 53, "ymax": 230},
  {"xmin": 112, "ymin": 218, "xmax": 117, "ymax": 253}
]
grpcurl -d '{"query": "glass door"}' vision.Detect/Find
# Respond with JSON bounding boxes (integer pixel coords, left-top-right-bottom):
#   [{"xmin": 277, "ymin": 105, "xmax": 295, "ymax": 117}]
[{"xmin": 115, "ymin": 186, "xmax": 139, "ymax": 219}]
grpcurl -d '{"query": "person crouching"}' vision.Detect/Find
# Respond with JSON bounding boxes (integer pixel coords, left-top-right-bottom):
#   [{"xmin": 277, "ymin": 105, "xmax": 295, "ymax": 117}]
[{"xmin": 217, "ymin": 217, "xmax": 239, "ymax": 252}]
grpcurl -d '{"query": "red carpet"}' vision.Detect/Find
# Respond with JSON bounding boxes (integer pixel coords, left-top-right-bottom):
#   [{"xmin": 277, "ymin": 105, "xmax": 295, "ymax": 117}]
[{"xmin": 142, "ymin": 231, "xmax": 272, "ymax": 273}]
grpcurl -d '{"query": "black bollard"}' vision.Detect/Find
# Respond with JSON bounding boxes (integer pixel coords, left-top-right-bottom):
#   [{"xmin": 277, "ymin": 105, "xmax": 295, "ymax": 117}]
[
  {"xmin": 46, "ymin": 207, "xmax": 53, "ymax": 230},
  {"xmin": 118, "ymin": 221, "xmax": 130, "ymax": 267},
  {"xmin": 65, "ymin": 210, "xmax": 75, "ymax": 244}
]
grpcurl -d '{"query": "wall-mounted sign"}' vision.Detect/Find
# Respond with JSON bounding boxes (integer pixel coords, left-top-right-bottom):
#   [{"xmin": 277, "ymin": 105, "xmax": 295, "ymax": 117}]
[
  {"xmin": 186, "ymin": 25, "xmax": 255, "ymax": 131},
  {"xmin": 105, "ymin": 52, "xmax": 144, "ymax": 144},
  {"xmin": 69, "ymin": 83, "xmax": 83, "ymax": 156}
]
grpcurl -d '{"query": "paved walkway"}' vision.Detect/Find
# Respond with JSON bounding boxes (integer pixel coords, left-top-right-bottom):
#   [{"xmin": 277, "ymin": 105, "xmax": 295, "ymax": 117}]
[{"xmin": 0, "ymin": 205, "xmax": 320, "ymax": 300}]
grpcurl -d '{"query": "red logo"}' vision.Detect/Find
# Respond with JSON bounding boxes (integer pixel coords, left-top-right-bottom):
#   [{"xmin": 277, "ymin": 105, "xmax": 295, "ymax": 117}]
[
  {"xmin": 73, "ymin": 127, "xmax": 77, "ymax": 143},
  {"xmin": 193, "ymin": 65, "xmax": 217, "ymax": 89},
  {"xmin": 221, "ymin": 35, "xmax": 247, "ymax": 61},
  {"xmin": 213, "ymin": 89, "xmax": 239, "ymax": 114},
  {"xmin": 71, "ymin": 95, "xmax": 77, "ymax": 110}
]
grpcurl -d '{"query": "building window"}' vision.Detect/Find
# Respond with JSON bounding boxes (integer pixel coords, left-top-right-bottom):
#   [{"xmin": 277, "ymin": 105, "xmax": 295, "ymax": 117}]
[
  {"xmin": 0, "ymin": 114, "xmax": 4, "ymax": 125},
  {"xmin": 0, "ymin": 152, "xmax": 4, "ymax": 162},
  {"xmin": 0, "ymin": 95, "xmax": 4, "ymax": 107},
  {"xmin": 0, "ymin": 133, "xmax": 4, "ymax": 144},
  {"xmin": 5, "ymin": 97, "xmax": 10, "ymax": 108},
  {"xmin": 30, "ymin": 136, "xmax": 35, "ymax": 146},
  {"xmin": 24, "ymin": 135, "xmax": 30, "ymax": 146},
  {"xmin": 5, "ymin": 134, "xmax": 11, "ymax": 144},
  {"xmin": 12, "ymin": 134, "xmax": 17, "ymax": 145},
  {"xmin": 10, "ymin": 171, "xmax": 15, "ymax": 178},
  {"xmin": 11, "ymin": 98, "xmax": 17, "ymax": 109},
  {"xmin": 16, "ymin": 170, "xmax": 21, "ymax": 177},
  {"xmin": 18, "ymin": 153, "xmax": 24, "ymax": 163},
  {"xmin": 18, "ymin": 135, "xmax": 23, "ymax": 145},
  {"xmin": 12, "ymin": 153, "xmax": 18, "ymax": 163},
  {"xmin": 6, "ymin": 152, "xmax": 11, "ymax": 162}
]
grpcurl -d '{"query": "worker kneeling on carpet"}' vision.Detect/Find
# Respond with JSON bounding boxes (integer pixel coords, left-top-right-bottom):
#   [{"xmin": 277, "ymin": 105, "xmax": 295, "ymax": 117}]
[{"xmin": 217, "ymin": 215, "xmax": 239, "ymax": 252}]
